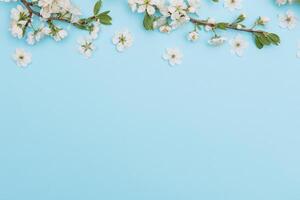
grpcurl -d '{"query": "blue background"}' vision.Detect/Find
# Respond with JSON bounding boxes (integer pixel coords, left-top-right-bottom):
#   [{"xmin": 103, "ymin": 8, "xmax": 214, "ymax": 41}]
[{"xmin": 1, "ymin": 0, "xmax": 300, "ymax": 199}]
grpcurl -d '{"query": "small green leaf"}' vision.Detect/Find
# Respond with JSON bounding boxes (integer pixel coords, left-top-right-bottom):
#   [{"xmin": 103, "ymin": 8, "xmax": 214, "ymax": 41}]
[
  {"xmin": 254, "ymin": 33, "xmax": 270, "ymax": 45},
  {"xmin": 94, "ymin": 0, "xmax": 102, "ymax": 15},
  {"xmin": 267, "ymin": 33, "xmax": 280, "ymax": 45},
  {"xmin": 234, "ymin": 14, "xmax": 246, "ymax": 24},
  {"xmin": 73, "ymin": 24, "xmax": 90, "ymax": 30},
  {"xmin": 255, "ymin": 35, "xmax": 263, "ymax": 49},
  {"xmin": 216, "ymin": 22, "xmax": 228, "ymax": 30},
  {"xmin": 97, "ymin": 11, "xmax": 112, "ymax": 25},
  {"xmin": 143, "ymin": 13, "xmax": 154, "ymax": 30}
]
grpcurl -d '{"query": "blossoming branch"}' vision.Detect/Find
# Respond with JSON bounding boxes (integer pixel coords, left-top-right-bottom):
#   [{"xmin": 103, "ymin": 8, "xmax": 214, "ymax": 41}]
[
  {"xmin": 2, "ymin": 0, "xmax": 112, "ymax": 44},
  {"xmin": 2, "ymin": 0, "xmax": 300, "ymax": 67},
  {"xmin": 129, "ymin": 0, "xmax": 281, "ymax": 49}
]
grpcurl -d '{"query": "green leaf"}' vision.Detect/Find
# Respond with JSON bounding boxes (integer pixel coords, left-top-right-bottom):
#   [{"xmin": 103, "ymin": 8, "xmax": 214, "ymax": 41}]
[
  {"xmin": 97, "ymin": 11, "xmax": 112, "ymax": 25},
  {"xmin": 259, "ymin": 33, "xmax": 271, "ymax": 45},
  {"xmin": 255, "ymin": 35, "xmax": 263, "ymax": 49},
  {"xmin": 267, "ymin": 33, "xmax": 280, "ymax": 45},
  {"xmin": 253, "ymin": 32, "xmax": 281, "ymax": 49},
  {"xmin": 143, "ymin": 13, "xmax": 154, "ymax": 30},
  {"xmin": 94, "ymin": 0, "xmax": 102, "ymax": 15},
  {"xmin": 73, "ymin": 24, "xmax": 90, "ymax": 31},
  {"xmin": 234, "ymin": 14, "xmax": 246, "ymax": 24},
  {"xmin": 216, "ymin": 22, "xmax": 228, "ymax": 30}
]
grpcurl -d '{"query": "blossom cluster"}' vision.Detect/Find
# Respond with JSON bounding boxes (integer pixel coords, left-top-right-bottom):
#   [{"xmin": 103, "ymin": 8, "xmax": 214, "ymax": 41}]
[
  {"xmin": 1, "ymin": 0, "xmax": 111, "ymax": 64},
  {"xmin": 128, "ymin": 0, "xmax": 201, "ymax": 31}
]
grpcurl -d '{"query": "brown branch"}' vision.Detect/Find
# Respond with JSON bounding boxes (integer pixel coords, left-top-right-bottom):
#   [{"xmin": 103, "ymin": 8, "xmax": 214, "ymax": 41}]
[
  {"xmin": 190, "ymin": 17, "xmax": 265, "ymax": 34},
  {"xmin": 20, "ymin": 0, "xmax": 41, "ymax": 17},
  {"xmin": 23, "ymin": 12, "xmax": 32, "ymax": 30}
]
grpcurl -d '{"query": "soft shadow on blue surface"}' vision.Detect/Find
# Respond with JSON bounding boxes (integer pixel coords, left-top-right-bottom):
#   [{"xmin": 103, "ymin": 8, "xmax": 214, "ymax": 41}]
[{"xmin": 0, "ymin": 1, "xmax": 300, "ymax": 199}]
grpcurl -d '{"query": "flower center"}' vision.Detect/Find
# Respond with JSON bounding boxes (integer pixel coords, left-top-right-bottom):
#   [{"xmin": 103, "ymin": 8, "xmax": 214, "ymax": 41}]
[
  {"xmin": 82, "ymin": 43, "xmax": 92, "ymax": 51},
  {"xmin": 119, "ymin": 36, "xmax": 126, "ymax": 44}
]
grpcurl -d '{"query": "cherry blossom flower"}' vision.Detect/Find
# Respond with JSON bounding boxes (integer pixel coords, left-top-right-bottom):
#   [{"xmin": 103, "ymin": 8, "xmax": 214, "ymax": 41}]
[
  {"xmin": 257, "ymin": 16, "xmax": 270, "ymax": 25},
  {"xmin": 230, "ymin": 35, "xmax": 248, "ymax": 57},
  {"xmin": 187, "ymin": 31, "xmax": 199, "ymax": 42},
  {"xmin": 163, "ymin": 48, "xmax": 183, "ymax": 66},
  {"xmin": 112, "ymin": 30, "xmax": 133, "ymax": 52},
  {"xmin": 78, "ymin": 37, "xmax": 95, "ymax": 58},
  {"xmin": 137, "ymin": 0, "xmax": 157, "ymax": 15},
  {"xmin": 159, "ymin": 25, "xmax": 172, "ymax": 33},
  {"xmin": 12, "ymin": 48, "xmax": 32, "ymax": 67},
  {"xmin": 208, "ymin": 36, "xmax": 227, "ymax": 46},
  {"xmin": 52, "ymin": 29, "xmax": 68, "ymax": 41},
  {"xmin": 9, "ymin": 5, "xmax": 30, "ymax": 39},
  {"xmin": 187, "ymin": 0, "xmax": 201, "ymax": 13},
  {"xmin": 279, "ymin": 10, "xmax": 297, "ymax": 30},
  {"xmin": 224, "ymin": 0, "xmax": 242, "ymax": 11},
  {"xmin": 26, "ymin": 24, "xmax": 50, "ymax": 45},
  {"xmin": 168, "ymin": 0, "xmax": 188, "ymax": 21}
]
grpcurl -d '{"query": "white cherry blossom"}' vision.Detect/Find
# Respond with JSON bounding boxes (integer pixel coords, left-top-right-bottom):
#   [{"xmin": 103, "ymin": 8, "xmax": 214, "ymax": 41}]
[
  {"xmin": 187, "ymin": 31, "xmax": 199, "ymax": 42},
  {"xmin": 168, "ymin": 0, "xmax": 188, "ymax": 20},
  {"xmin": 159, "ymin": 25, "xmax": 172, "ymax": 33},
  {"xmin": 12, "ymin": 48, "xmax": 32, "ymax": 67},
  {"xmin": 187, "ymin": 0, "xmax": 200, "ymax": 13},
  {"xmin": 52, "ymin": 29, "xmax": 68, "ymax": 41},
  {"xmin": 10, "ymin": 21, "xmax": 24, "ymax": 39},
  {"xmin": 38, "ymin": 0, "xmax": 81, "ymax": 19},
  {"xmin": 279, "ymin": 10, "xmax": 297, "ymax": 30},
  {"xmin": 163, "ymin": 48, "xmax": 183, "ymax": 66},
  {"xmin": 78, "ymin": 37, "xmax": 95, "ymax": 58},
  {"xmin": 208, "ymin": 36, "xmax": 227, "ymax": 46},
  {"xmin": 224, "ymin": 0, "xmax": 242, "ymax": 11},
  {"xmin": 230, "ymin": 35, "xmax": 248, "ymax": 57},
  {"xmin": 26, "ymin": 24, "xmax": 50, "ymax": 45},
  {"xmin": 257, "ymin": 16, "xmax": 270, "ymax": 25},
  {"xmin": 136, "ymin": 0, "xmax": 157, "ymax": 15},
  {"xmin": 112, "ymin": 30, "xmax": 133, "ymax": 52}
]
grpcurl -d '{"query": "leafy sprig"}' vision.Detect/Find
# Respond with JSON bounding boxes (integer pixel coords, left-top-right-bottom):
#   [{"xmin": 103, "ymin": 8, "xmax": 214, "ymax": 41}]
[
  {"xmin": 137, "ymin": 1, "xmax": 280, "ymax": 49},
  {"xmin": 190, "ymin": 14, "xmax": 280, "ymax": 49}
]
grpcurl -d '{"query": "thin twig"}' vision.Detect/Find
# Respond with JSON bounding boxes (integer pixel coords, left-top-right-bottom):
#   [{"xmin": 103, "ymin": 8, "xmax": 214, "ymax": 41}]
[{"xmin": 190, "ymin": 17, "xmax": 265, "ymax": 34}]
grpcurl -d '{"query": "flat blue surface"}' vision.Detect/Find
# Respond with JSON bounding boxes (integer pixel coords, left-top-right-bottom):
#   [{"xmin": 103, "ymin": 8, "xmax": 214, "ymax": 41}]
[{"xmin": 1, "ymin": 1, "xmax": 300, "ymax": 199}]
